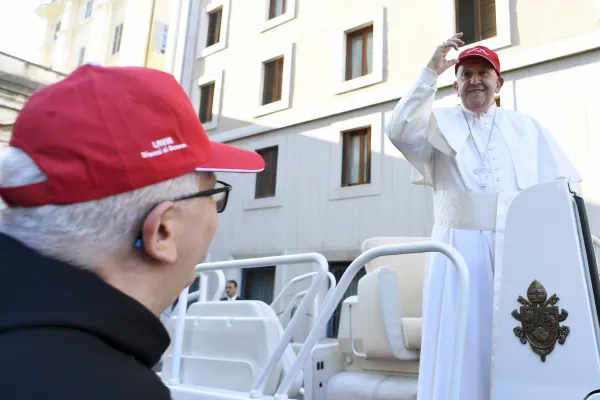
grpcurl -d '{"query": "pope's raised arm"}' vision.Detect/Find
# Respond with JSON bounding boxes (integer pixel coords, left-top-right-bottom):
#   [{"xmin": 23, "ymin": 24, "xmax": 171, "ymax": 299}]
[
  {"xmin": 385, "ymin": 33, "xmax": 465, "ymax": 181},
  {"xmin": 385, "ymin": 67, "xmax": 440, "ymax": 170}
]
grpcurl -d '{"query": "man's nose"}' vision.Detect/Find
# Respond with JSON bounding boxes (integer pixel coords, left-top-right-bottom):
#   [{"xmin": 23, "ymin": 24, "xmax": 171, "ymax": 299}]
[{"xmin": 470, "ymin": 74, "xmax": 481, "ymax": 85}]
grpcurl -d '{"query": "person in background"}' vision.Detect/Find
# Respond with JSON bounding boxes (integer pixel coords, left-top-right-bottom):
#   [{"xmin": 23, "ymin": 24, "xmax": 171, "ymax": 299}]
[
  {"xmin": 221, "ymin": 279, "xmax": 244, "ymax": 301},
  {"xmin": 0, "ymin": 64, "xmax": 264, "ymax": 399}
]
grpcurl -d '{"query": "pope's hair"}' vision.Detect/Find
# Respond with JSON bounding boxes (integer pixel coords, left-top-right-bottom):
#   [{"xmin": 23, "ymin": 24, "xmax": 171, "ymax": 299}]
[{"xmin": 0, "ymin": 146, "xmax": 200, "ymax": 270}]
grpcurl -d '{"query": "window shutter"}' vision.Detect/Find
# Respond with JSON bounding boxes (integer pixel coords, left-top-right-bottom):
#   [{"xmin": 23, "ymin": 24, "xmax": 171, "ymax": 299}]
[
  {"xmin": 480, "ymin": 0, "xmax": 497, "ymax": 40},
  {"xmin": 456, "ymin": 0, "xmax": 476, "ymax": 44}
]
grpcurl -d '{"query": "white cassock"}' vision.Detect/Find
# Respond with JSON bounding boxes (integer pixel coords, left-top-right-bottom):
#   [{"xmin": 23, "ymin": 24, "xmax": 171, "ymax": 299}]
[{"xmin": 386, "ymin": 67, "xmax": 581, "ymax": 400}]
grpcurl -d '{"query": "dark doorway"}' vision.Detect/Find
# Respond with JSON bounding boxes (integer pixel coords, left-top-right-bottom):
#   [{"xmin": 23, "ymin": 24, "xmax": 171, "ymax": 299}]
[
  {"xmin": 242, "ymin": 265, "xmax": 276, "ymax": 304},
  {"xmin": 327, "ymin": 262, "xmax": 366, "ymax": 338}
]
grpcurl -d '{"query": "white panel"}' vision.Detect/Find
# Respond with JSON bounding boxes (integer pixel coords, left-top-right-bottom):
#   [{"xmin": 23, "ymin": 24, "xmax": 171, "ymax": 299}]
[{"xmin": 492, "ymin": 179, "xmax": 600, "ymax": 398}]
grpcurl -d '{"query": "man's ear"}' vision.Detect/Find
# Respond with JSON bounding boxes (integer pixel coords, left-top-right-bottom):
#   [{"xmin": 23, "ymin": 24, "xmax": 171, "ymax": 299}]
[
  {"xmin": 496, "ymin": 76, "xmax": 504, "ymax": 93},
  {"xmin": 453, "ymin": 81, "xmax": 459, "ymax": 96},
  {"xmin": 141, "ymin": 201, "xmax": 178, "ymax": 264}
]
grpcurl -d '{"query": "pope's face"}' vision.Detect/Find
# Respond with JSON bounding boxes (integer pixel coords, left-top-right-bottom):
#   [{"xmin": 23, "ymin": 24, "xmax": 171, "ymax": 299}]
[{"xmin": 454, "ymin": 58, "xmax": 503, "ymax": 113}]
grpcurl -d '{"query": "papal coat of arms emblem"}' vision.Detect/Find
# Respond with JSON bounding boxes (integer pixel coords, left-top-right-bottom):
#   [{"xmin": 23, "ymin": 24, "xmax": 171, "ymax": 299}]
[{"xmin": 511, "ymin": 280, "xmax": 570, "ymax": 362}]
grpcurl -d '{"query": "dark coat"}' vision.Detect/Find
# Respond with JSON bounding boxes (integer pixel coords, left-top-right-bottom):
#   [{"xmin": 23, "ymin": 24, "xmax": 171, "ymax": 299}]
[
  {"xmin": 220, "ymin": 295, "xmax": 244, "ymax": 301},
  {"xmin": 0, "ymin": 233, "xmax": 173, "ymax": 399}
]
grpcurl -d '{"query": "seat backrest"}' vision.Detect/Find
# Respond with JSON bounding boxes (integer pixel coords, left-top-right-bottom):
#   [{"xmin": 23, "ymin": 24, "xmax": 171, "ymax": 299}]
[
  {"xmin": 336, "ymin": 237, "xmax": 429, "ymax": 375},
  {"xmin": 337, "ymin": 268, "xmax": 420, "ymax": 375},
  {"xmin": 161, "ymin": 300, "xmax": 302, "ymax": 397},
  {"xmin": 362, "ymin": 237, "xmax": 428, "ymax": 318},
  {"xmin": 358, "ymin": 266, "xmax": 408, "ymax": 360}
]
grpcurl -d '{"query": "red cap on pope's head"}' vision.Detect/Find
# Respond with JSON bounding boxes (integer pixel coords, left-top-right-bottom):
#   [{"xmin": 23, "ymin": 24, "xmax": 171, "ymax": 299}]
[
  {"xmin": 455, "ymin": 45, "xmax": 501, "ymax": 76},
  {"xmin": 0, "ymin": 64, "xmax": 265, "ymax": 207}
]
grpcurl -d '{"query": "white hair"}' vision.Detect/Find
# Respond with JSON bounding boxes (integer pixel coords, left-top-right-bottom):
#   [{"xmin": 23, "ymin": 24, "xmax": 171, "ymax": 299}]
[{"xmin": 0, "ymin": 147, "xmax": 200, "ymax": 269}]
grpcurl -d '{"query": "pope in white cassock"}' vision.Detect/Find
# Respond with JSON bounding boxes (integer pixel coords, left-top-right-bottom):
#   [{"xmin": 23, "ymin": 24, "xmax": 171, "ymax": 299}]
[{"xmin": 386, "ymin": 32, "xmax": 581, "ymax": 400}]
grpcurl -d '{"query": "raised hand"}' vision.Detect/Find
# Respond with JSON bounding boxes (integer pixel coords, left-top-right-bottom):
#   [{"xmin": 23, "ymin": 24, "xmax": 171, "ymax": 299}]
[{"xmin": 426, "ymin": 33, "xmax": 465, "ymax": 76}]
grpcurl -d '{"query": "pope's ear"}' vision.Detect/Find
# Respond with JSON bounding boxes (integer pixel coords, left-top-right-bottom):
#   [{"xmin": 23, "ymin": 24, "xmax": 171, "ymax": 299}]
[{"xmin": 496, "ymin": 76, "xmax": 504, "ymax": 93}]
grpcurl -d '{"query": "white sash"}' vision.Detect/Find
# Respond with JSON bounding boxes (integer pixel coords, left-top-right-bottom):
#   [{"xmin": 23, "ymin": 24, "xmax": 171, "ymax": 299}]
[{"xmin": 433, "ymin": 191, "xmax": 499, "ymax": 232}]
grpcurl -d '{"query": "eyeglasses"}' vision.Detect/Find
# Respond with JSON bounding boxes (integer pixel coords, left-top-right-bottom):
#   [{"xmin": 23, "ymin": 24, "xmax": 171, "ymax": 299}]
[
  {"xmin": 134, "ymin": 180, "xmax": 232, "ymax": 247},
  {"xmin": 171, "ymin": 180, "xmax": 231, "ymax": 213}
]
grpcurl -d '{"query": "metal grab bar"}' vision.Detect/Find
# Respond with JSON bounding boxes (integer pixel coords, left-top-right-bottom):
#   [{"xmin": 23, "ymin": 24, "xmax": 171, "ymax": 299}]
[
  {"xmin": 271, "ymin": 272, "xmax": 318, "ymax": 308},
  {"xmin": 592, "ymin": 234, "xmax": 600, "ymax": 249},
  {"xmin": 273, "ymin": 241, "xmax": 470, "ymax": 400},
  {"xmin": 274, "ymin": 272, "xmax": 336, "ymax": 319},
  {"xmin": 187, "ymin": 269, "xmax": 226, "ymax": 302},
  {"xmin": 168, "ymin": 253, "xmax": 330, "ymax": 398},
  {"xmin": 276, "ymin": 290, "xmax": 307, "ymax": 317},
  {"xmin": 277, "ymin": 273, "xmax": 333, "ymax": 320}
]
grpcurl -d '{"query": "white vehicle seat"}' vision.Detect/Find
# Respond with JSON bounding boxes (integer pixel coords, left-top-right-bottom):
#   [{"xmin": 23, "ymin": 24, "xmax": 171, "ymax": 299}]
[
  {"xmin": 361, "ymin": 236, "xmax": 428, "ymax": 354},
  {"xmin": 161, "ymin": 300, "xmax": 303, "ymax": 397},
  {"xmin": 330, "ymin": 237, "xmax": 428, "ymax": 400}
]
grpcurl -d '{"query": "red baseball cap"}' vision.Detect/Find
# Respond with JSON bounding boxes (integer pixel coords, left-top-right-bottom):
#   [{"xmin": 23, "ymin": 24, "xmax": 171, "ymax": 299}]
[
  {"xmin": 0, "ymin": 64, "xmax": 265, "ymax": 207},
  {"xmin": 455, "ymin": 45, "xmax": 501, "ymax": 75}
]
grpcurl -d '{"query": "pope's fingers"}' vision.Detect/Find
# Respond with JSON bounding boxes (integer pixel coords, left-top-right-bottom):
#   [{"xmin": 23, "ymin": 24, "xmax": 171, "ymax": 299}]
[
  {"xmin": 447, "ymin": 36, "xmax": 465, "ymax": 45},
  {"xmin": 440, "ymin": 41, "xmax": 459, "ymax": 51}
]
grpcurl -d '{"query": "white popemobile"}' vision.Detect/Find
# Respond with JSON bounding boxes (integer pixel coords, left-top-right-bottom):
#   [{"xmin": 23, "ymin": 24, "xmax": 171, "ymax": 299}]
[{"xmin": 157, "ymin": 178, "xmax": 600, "ymax": 400}]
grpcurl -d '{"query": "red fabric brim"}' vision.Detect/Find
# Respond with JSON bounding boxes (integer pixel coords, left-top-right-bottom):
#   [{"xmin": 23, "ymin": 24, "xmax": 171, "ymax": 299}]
[{"xmin": 196, "ymin": 141, "xmax": 265, "ymax": 173}]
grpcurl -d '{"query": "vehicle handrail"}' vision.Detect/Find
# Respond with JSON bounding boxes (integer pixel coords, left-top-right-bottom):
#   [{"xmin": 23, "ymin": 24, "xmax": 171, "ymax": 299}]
[
  {"xmin": 270, "ymin": 272, "xmax": 318, "ymax": 308},
  {"xmin": 187, "ymin": 269, "xmax": 226, "ymax": 302},
  {"xmin": 276, "ymin": 290, "xmax": 307, "ymax": 318},
  {"xmin": 277, "ymin": 270, "xmax": 336, "ymax": 321},
  {"xmin": 592, "ymin": 234, "xmax": 600, "ymax": 249},
  {"xmin": 167, "ymin": 253, "xmax": 329, "ymax": 398},
  {"xmin": 273, "ymin": 241, "xmax": 470, "ymax": 400}
]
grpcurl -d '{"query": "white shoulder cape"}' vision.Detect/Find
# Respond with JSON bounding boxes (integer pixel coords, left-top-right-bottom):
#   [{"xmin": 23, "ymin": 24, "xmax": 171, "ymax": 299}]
[{"xmin": 410, "ymin": 106, "xmax": 582, "ymax": 188}]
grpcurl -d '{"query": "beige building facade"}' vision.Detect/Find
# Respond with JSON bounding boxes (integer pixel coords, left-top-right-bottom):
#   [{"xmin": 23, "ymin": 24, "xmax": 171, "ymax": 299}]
[
  {"xmin": 180, "ymin": 0, "xmax": 600, "ymax": 336},
  {"xmin": 36, "ymin": 0, "xmax": 175, "ymax": 73},
  {"xmin": 0, "ymin": 52, "xmax": 65, "ymax": 147}
]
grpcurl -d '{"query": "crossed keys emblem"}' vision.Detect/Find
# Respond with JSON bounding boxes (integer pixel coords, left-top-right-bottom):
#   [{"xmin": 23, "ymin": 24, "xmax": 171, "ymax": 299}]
[{"xmin": 511, "ymin": 280, "xmax": 570, "ymax": 362}]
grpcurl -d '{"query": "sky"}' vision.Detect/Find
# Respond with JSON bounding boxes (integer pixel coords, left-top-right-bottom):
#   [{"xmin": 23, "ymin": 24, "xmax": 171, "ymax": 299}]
[{"xmin": 0, "ymin": 0, "xmax": 47, "ymax": 63}]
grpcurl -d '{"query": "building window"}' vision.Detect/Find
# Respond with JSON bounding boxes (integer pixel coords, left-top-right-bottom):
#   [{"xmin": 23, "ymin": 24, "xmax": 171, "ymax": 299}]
[
  {"xmin": 53, "ymin": 21, "xmax": 61, "ymax": 40},
  {"xmin": 207, "ymin": 8, "xmax": 223, "ymax": 47},
  {"xmin": 160, "ymin": 24, "xmax": 168, "ymax": 54},
  {"xmin": 269, "ymin": 0, "xmax": 286, "ymax": 19},
  {"xmin": 77, "ymin": 47, "xmax": 86, "ymax": 66},
  {"xmin": 255, "ymin": 146, "xmax": 278, "ymax": 198},
  {"xmin": 84, "ymin": 0, "xmax": 94, "ymax": 19},
  {"xmin": 261, "ymin": 0, "xmax": 296, "ymax": 32},
  {"xmin": 198, "ymin": 0, "xmax": 230, "ymax": 57},
  {"xmin": 334, "ymin": 10, "xmax": 383, "ymax": 95},
  {"xmin": 262, "ymin": 57, "xmax": 284, "ymax": 105},
  {"xmin": 255, "ymin": 43, "xmax": 293, "ymax": 117},
  {"xmin": 112, "ymin": 23, "xmax": 123, "ymax": 55},
  {"xmin": 199, "ymin": 82, "xmax": 215, "ymax": 124},
  {"xmin": 195, "ymin": 71, "xmax": 223, "ymax": 131},
  {"xmin": 152, "ymin": 21, "xmax": 168, "ymax": 54},
  {"xmin": 456, "ymin": 0, "xmax": 497, "ymax": 45},
  {"xmin": 341, "ymin": 127, "xmax": 371, "ymax": 187},
  {"xmin": 345, "ymin": 25, "xmax": 373, "ymax": 81}
]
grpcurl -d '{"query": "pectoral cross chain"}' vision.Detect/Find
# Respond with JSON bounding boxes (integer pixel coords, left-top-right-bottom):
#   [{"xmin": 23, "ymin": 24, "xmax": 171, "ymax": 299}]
[{"xmin": 474, "ymin": 165, "xmax": 490, "ymax": 187}]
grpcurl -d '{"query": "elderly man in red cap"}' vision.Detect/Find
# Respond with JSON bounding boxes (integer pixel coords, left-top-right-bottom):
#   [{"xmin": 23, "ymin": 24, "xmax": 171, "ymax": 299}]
[
  {"xmin": 387, "ymin": 32, "xmax": 580, "ymax": 399},
  {"xmin": 0, "ymin": 65, "xmax": 264, "ymax": 399}
]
